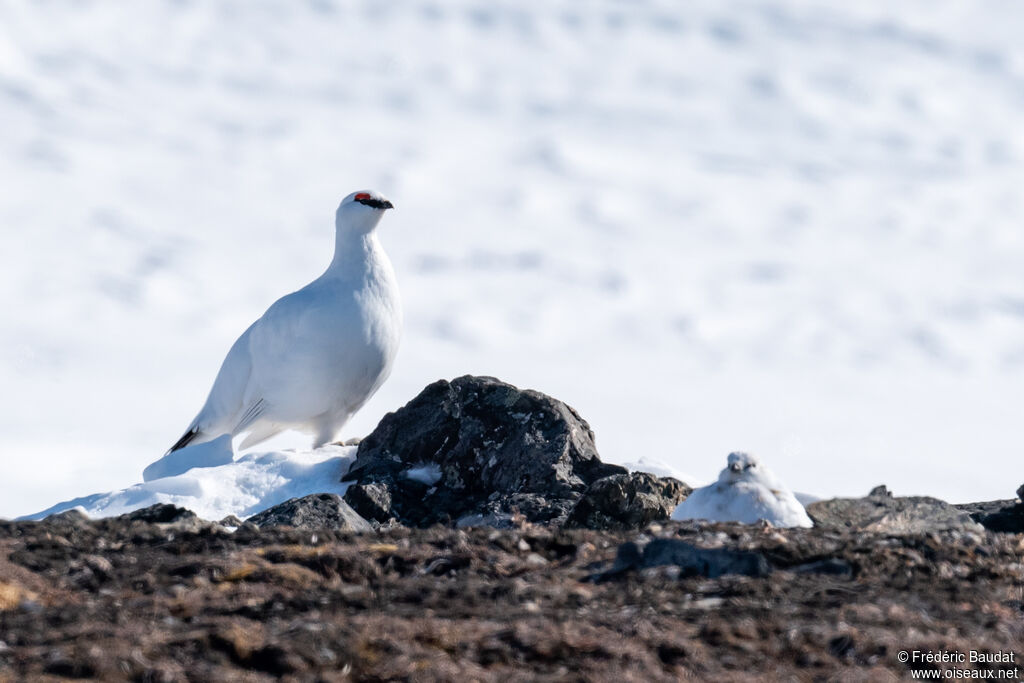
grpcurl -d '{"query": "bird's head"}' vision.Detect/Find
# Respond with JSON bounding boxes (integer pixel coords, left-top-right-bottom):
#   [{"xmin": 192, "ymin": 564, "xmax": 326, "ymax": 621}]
[
  {"xmin": 720, "ymin": 451, "xmax": 760, "ymax": 483},
  {"xmin": 336, "ymin": 190, "xmax": 395, "ymax": 233}
]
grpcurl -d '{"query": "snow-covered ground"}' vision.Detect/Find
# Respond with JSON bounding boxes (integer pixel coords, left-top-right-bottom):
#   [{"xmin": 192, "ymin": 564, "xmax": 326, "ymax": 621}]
[
  {"xmin": 3, "ymin": 1, "xmax": 1024, "ymax": 519},
  {"xmin": 26, "ymin": 446, "xmax": 356, "ymax": 523}
]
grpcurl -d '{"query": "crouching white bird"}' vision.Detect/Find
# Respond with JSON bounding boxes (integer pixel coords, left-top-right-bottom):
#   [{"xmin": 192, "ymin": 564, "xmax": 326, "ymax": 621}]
[
  {"xmin": 146, "ymin": 190, "xmax": 402, "ymax": 481},
  {"xmin": 671, "ymin": 452, "xmax": 812, "ymax": 528}
]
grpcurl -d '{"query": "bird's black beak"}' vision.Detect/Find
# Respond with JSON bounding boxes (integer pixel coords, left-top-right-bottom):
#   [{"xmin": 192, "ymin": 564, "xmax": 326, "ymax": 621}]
[{"xmin": 354, "ymin": 197, "xmax": 395, "ymax": 210}]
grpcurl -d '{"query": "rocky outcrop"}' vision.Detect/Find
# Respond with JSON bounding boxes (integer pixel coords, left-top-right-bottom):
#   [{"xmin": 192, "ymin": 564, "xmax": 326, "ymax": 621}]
[
  {"xmin": 806, "ymin": 485, "xmax": 982, "ymax": 534},
  {"xmin": 564, "ymin": 472, "xmax": 691, "ymax": 530},
  {"xmin": 247, "ymin": 494, "xmax": 372, "ymax": 532},
  {"xmin": 122, "ymin": 504, "xmax": 198, "ymax": 525},
  {"xmin": 956, "ymin": 484, "xmax": 1024, "ymax": 533},
  {"xmin": 341, "ymin": 376, "xmax": 627, "ymax": 527},
  {"xmin": 955, "ymin": 500, "xmax": 1024, "ymax": 533}
]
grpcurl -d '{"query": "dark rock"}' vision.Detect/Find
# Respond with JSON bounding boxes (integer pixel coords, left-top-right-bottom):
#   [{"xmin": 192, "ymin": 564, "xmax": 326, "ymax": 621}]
[
  {"xmin": 1017, "ymin": 484, "xmax": 1024, "ymax": 501},
  {"xmin": 218, "ymin": 515, "xmax": 244, "ymax": 527},
  {"xmin": 457, "ymin": 493, "xmax": 578, "ymax": 528},
  {"xmin": 640, "ymin": 539, "xmax": 771, "ymax": 578},
  {"xmin": 955, "ymin": 500, "xmax": 1024, "ymax": 533},
  {"xmin": 248, "ymin": 644, "xmax": 304, "ymax": 676},
  {"xmin": 595, "ymin": 539, "xmax": 771, "ymax": 581},
  {"xmin": 248, "ymin": 494, "xmax": 372, "ymax": 532},
  {"xmin": 828, "ymin": 634, "xmax": 855, "ymax": 659},
  {"xmin": 44, "ymin": 652, "xmax": 97, "ymax": 679},
  {"xmin": 868, "ymin": 484, "xmax": 891, "ymax": 498},
  {"xmin": 122, "ymin": 504, "xmax": 197, "ymax": 525},
  {"xmin": 807, "ymin": 487, "xmax": 982, "ymax": 534},
  {"xmin": 564, "ymin": 472, "xmax": 691, "ymax": 530},
  {"xmin": 344, "ymin": 483, "xmax": 393, "ymax": 523},
  {"xmin": 237, "ymin": 521, "xmax": 260, "ymax": 534},
  {"xmin": 42, "ymin": 509, "xmax": 90, "ymax": 527},
  {"xmin": 342, "ymin": 376, "xmax": 626, "ymax": 527},
  {"xmin": 791, "ymin": 558, "xmax": 854, "ymax": 577}
]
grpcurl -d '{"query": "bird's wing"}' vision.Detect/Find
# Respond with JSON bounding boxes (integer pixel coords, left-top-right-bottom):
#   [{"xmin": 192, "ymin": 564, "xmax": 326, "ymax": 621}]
[
  {"xmin": 671, "ymin": 485, "xmax": 717, "ymax": 521},
  {"xmin": 729, "ymin": 481, "xmax": 812, "ymax": 527},
  {"xmin": 237, "ymin": 419, "xmax": 284, "ymax": 450},
  {"xmin": 244, "ymin": 287, "xmax": 323, "ymax": 383},
  {"xmin": 191, "ymin": 322, "xmax": 259, "ymax": 434},
  {"xmin": 728, "ymin": 483, "xmax": 779, "ymax": 524},
  {"xmin": 166, "ymin": 321, "xmax": 258, "ymax": 454},
  {"xmin": 218, "ymin": 288, "xmax": 321, "ymax": 437},
  {"xmin": 233, "ymin": 396, "xmax": 267, "ymax": 433},
  {"xmin": 767, "ymin": 488, "xmax": 814, "ymax": 528}
]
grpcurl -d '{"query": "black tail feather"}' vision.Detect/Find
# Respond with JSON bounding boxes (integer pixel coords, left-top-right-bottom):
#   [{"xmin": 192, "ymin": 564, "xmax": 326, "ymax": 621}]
[{"xmin": 167, "ymin": 427, "xmax": 200, "ymax": 454}]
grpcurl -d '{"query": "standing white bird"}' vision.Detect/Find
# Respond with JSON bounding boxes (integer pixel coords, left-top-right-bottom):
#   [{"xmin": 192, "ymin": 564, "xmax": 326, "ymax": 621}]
[
  {"xmin": 145, "ymin": 190, "xmax": 402, "ymax": 482},
  {"xmin": 671, "ymin": 452, "xmax": 813, "ymax": 528}
]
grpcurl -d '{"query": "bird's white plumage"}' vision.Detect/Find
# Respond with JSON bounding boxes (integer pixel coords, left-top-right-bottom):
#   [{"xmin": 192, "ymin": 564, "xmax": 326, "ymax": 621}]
[
  {"xmin": 144, "ymin": 190, "xmax": 401, "ymax": 482},
  {"xmin": 671, "ymin": 452, "xmax": 813, "ymax": 528}
]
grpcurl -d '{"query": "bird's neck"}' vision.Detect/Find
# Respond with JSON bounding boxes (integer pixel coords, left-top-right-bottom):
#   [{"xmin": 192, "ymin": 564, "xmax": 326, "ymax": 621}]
[{"xmin": 326, "ymin": 229, "xmax": 384, "ymax": 278}]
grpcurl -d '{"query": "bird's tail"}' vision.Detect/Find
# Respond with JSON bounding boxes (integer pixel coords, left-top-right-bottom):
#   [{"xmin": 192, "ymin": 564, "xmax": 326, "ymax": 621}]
[{"xmin": 166, "ymin": 426, "xmax": 202, "ymax": 455}]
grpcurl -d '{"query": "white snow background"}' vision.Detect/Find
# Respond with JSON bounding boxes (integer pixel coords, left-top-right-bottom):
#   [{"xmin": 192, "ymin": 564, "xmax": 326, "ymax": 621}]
[{"xmin": 2, "ymin": 1, "xmax": 1023, "ymax": 519}]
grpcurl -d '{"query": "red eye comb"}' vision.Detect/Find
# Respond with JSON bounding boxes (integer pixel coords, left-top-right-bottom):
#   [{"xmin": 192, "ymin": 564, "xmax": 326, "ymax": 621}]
[{"xmin": 354, "ymin": 193, "xmax": 371, "ymax": 201}]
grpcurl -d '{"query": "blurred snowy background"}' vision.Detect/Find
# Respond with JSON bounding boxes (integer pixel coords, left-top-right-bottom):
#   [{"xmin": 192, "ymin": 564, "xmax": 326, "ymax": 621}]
[{"xmin": 2, "ymin": 0, "xmax": 1023, "ymax": 518}]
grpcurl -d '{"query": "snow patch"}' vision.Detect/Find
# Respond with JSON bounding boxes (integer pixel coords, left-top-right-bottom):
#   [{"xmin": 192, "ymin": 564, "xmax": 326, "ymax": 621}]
[
  {"xmin": 622, "ymin": 457, "xmax": 707, "ymax": 488},
  {"xmin": 404, "ymin": 464, "xmax": 443, "ymax": 486},
  {"xmin": 22, "ymin": 446, "xmax": 357, "ymax": 522}
]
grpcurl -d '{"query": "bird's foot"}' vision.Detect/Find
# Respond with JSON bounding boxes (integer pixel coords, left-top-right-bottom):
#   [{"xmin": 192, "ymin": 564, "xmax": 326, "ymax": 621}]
[{"xmin": 330, "ymin": 436, "xmax": 363, "ymax": 447}]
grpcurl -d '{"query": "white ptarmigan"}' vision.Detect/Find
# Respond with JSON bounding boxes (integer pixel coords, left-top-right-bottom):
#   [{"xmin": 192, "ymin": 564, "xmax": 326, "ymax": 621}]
[
  {"xmin": 671, "ymin": 452, "xmax": 813, "ymax": 528},
  {"xmin": 145, "ymin": 190, "xmax": 401, "ymax": 482}
]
